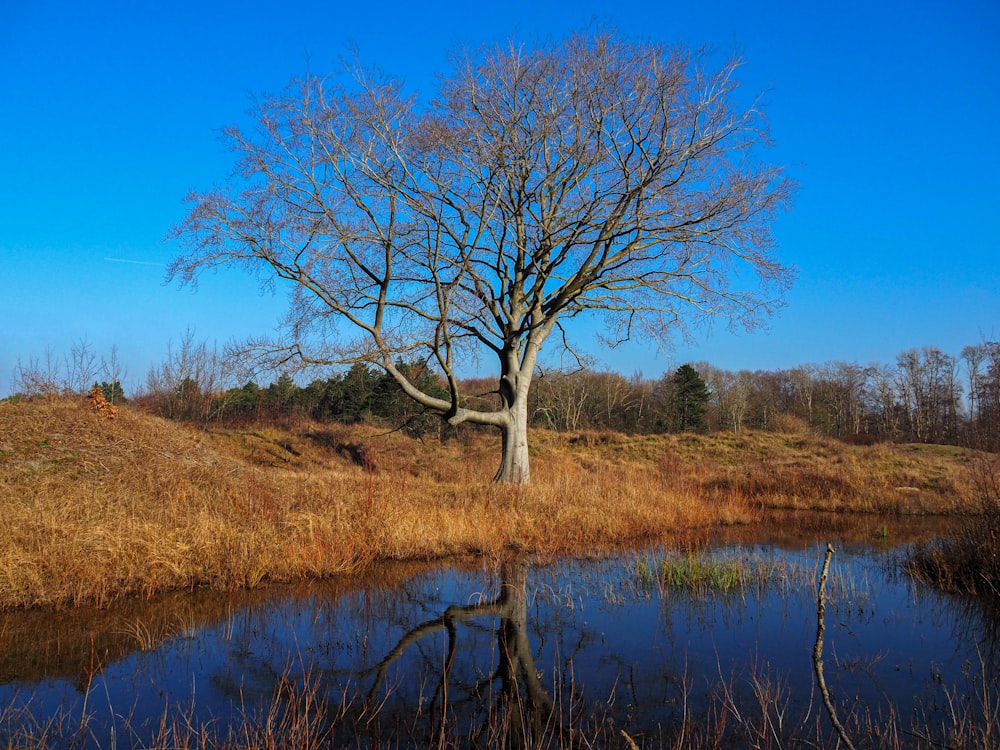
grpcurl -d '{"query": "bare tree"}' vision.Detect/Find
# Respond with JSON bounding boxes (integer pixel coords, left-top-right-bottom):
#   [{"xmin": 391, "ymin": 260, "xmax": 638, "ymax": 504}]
[
  {"xmin": 984, "ymin": 343, "xmax": 1000, "ymax": 449},
  {"xmin": 702, "ymin": 367, "xmax": 752, "ymax": 433},
  {"xmin": 533, "ymin": 369, "xmax": 592, "ymax": 431},
  {"xmin": 170, "ymin": 30, "xmax": 794, "ymax": 483},
  {"xmin": 628, "ymin": 370, "xmax": 656, "ymax": 433},
  {"xmin": 65, "ymin": 337, "xmax": 100, "ymax": 395},
  {"xmin": 961, "ymin": 341, "xmax": 1000, "ymax": 448},
  {"xmin": 788, "ymin": 365, "xmax": 818, "ymax": 426},
  {"xmin": 867, "ymin": 363, "xmax": 902, "ymax": 439},
  {"xmin": 593, "ymin": 371, "xmax": 639, "ymax": 432},
  {"xmin": 727, "ymin": 370, "xmax": 755, "ymax": 433},
  {"xmin": 144, "ymin": 330, "xmax": 231, "ymax": 421},
  {"xmin": 816, "ymin": 361, "xmax": 867, "ymax": 438},
  {"xmin": 896, "ymin": 348, "xmax": 962, "ymax": 444},
  {"xmin": 99, "ymin": 346, "xmax": 128, "ymax": 402}
]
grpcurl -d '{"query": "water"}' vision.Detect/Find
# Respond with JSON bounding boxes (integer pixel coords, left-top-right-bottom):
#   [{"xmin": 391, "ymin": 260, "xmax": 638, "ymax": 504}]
[{"xmin": 1, "ymin": 516, "xmax": 997, "ymax": 748}]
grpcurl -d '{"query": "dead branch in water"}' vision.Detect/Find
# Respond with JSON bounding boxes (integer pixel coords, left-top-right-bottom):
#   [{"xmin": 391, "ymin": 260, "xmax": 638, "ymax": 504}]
[{"xmin": 813, "ymin": 543, "xmax": 856, "ymax": 750}]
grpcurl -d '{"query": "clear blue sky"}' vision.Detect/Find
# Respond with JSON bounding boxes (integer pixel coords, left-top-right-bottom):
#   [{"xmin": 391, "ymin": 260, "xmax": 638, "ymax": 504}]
[{"xmin": 2, "ymin": 0, "xmax": 997, "ymax": 396}]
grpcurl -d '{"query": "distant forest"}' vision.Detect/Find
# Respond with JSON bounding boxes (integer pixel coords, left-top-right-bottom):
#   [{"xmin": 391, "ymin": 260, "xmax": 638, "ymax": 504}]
[{"xmin": 11, "ymin": 337, "xmax": 1000, "ymax": 451}]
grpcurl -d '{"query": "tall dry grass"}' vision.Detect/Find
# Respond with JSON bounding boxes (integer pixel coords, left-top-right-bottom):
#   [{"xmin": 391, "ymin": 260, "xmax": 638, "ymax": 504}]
[
  {"xmin": 904, "ymin": 454, "xmax": 1000, "ymax": 597},
  {"xmin": 0, "ymin": 396, "xmax": 981, "ymax": 610}
]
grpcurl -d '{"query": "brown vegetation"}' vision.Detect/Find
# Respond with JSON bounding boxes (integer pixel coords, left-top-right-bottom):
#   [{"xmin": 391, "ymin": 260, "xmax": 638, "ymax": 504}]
[
  {"xmin": 86, "ymin": 386, "xmax": 118, "ymax": 419},
  {"xmin": 0, "ymin": 396, "xmax": 984, "ymax": 610},
  {"xmin": 904, "ymin": 455, "xmax": 1000, "ymax": 597}
]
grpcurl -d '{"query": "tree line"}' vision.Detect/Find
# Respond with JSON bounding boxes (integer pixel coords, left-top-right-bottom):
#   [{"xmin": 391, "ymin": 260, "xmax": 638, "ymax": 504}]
[
  {"xmin": 11, "ymin": 334, "xmax": 999, "ymax": 450},
  {"xmin": 130, "ymin": 338, "xmax": 998, "ymax": 450}
]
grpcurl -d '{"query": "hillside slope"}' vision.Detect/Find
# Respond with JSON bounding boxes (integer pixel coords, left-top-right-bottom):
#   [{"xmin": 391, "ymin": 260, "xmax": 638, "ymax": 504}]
[{"xmin": 0, "ymin": 396, "xmax": 980, "ymax": 609}]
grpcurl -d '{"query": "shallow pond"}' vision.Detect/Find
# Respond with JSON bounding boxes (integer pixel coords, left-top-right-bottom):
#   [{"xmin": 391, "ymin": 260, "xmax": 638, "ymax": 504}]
[{"xmin": 1, "ymin": 514, "xmax": 998, "ymax": 748}]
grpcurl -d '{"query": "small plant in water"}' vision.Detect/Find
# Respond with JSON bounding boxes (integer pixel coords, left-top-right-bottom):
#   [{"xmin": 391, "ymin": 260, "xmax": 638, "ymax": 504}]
[
  {"xmin": 657, "ymin": 551, "xmax": 780, "ymax": 595},
  {"xmin": 632, "ymin": 556, "xmax": 659, "ymax": 587}
]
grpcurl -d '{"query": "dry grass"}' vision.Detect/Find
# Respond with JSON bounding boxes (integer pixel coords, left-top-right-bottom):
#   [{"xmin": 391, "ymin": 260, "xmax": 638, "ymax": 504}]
[
  {"xmin": 535, "ymin": 429, "xmax": 979, "ymax": 514},
  {"xmin": 904, "ymin": 454, "xmax": 1000, "ymax": 597},
  {"xmin": 0, "ymin": 397, "xmax": 982, "ymax": 610}
]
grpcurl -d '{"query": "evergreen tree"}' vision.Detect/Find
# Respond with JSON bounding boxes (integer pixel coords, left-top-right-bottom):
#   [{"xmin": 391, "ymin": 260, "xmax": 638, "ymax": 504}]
[
  {"xmin": 664, "ymin": 364, "xmax": 710, "ymax": 432},
  {"xmin": 264, "ymin": 372, "xmax": 297, "ymax": 416},
  {"xmin": 95, "ymin": 380, "xmax": 126, "ymax": 404},
  {"xmin": 335, "ymin": 364, "xmax": 378, "ymax": 423},
  {"xmin": 230, "ymin": 381, "xmax": 261, "ymax": 420}
]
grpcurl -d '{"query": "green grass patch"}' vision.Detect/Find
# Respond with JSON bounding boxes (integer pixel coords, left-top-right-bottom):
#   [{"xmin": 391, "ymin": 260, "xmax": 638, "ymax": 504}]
[{"xmin": 637, "ymin": 551, "xmax": 783, "ymax": 595}]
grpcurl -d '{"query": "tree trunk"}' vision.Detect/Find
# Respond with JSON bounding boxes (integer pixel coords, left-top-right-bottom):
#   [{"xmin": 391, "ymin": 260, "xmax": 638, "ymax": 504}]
[{"xmin": 495, "ymin": 398, "xmax": 531, "ymax": 484}]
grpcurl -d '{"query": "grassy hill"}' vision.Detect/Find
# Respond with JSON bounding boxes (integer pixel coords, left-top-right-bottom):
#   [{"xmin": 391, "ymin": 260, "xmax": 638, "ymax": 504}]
[{"xmin": 0, "ymin": 395, "xmax": 982, "ymax": 609}]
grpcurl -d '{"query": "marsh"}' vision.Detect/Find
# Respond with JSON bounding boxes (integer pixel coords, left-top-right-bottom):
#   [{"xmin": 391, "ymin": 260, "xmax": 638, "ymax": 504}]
[{"xmin": 2, "ymin": 514, "xmax": 997, "ymax": 748}]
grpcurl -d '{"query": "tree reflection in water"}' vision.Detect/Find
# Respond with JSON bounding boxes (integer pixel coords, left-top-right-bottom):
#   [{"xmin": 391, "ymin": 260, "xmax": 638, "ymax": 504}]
[{"xmin": 363, "ymin": 560, "xmax": 563, "ymax": 747}]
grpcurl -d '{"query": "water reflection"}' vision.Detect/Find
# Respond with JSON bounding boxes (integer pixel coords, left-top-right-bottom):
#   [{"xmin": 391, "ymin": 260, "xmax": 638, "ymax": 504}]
[
  {"xmin": 361, "ymin": 560, "xmax": 562, "ymax": 747},
  {"xmin": 0, "ymin": 514, "xmax": 997, "ymax": 748}
]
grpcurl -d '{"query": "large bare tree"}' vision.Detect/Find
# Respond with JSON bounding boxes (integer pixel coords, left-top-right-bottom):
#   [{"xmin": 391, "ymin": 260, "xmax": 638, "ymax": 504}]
[{"xmin": 170, "ymin": 30, "xmax": 794, "ymax": 483}]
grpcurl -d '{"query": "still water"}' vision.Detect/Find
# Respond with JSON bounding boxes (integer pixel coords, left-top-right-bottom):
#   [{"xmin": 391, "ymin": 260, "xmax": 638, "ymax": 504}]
[{"xmin": 1, "ymin": 515, "xmax": 997, "ymax": 748}]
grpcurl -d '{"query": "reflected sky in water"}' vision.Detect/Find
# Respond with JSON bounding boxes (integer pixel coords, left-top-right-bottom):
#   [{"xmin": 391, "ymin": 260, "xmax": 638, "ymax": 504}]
[{"xmin": 1, "ymin": 520, "xmax": 997, "ymax": 747}]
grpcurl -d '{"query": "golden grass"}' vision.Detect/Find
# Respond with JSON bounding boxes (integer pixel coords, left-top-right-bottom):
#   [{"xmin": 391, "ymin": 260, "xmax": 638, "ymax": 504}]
[{"xmin": 0, "ymin": 396, "xmax": 982, "ymax": 610}]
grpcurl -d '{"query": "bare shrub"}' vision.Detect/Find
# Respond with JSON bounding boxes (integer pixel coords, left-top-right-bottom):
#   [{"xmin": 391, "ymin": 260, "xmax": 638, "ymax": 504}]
[
  {"xmin": 12, "ymin": 347, "xmax": 63, "ymax": 396},
  {"xmin": 141, "ymin": 330, "xmax": 232, "ymax": 421}
]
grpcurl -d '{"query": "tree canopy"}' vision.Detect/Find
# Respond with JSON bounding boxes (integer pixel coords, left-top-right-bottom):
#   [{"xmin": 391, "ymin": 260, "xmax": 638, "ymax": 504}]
[{"xmin": 170, "ymin": 29, "xmax": 794, "ymax": 483}]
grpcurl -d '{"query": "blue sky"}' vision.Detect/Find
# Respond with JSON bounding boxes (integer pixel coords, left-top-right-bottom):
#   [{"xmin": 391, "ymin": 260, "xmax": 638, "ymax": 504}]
[{"xmin": 1, "ymin": 0, "xmax": 997, "ymax": 396}]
